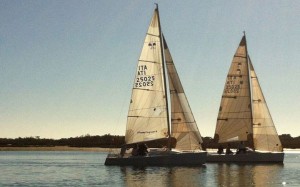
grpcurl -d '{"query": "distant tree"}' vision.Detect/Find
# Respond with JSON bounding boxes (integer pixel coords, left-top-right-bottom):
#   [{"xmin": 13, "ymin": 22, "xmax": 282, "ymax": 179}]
[{"xmin": 0, "ymin": 134, "xmax": 299, "ymax": 148}]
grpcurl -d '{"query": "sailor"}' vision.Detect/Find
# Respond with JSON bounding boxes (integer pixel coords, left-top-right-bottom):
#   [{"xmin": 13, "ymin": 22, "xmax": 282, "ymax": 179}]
[
  {"xmin": 217, "ymin": 145, "xmax": 224, "ymax": 154},
  {"xmin": 138, "ymin": 143, "xmax": 148, "ymax": 156},
  {"xmin": 236, "ymin": 141, "xmax": 246, "ymax": 154},
  {"xmin": 131, "ymin": 144, "xmax": 138, "ymax": 156},
  {"xmin": 226, "ymin": 143, "xmax": 233, "ymax": 154},
  {"xmin": 120, "ymin": 145, "xmax": 126, "ymax": 157}
]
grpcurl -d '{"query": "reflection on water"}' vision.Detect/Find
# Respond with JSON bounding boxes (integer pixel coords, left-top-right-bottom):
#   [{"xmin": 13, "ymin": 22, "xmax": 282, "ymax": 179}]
[
  {"xmin": 214, "ymin": 164, "xmax": 284, "ymax": 187},
  {"xmin": 120, "ymin": 164, "xmax": 284, "ymax": 187},
  {"xmin": 121, "ymin": 166, "xmax": 207, "ymax": 187},
  {"xmin": 252, "ymin": 164, "xmax": 284, "ymax": 186},
  {"xmin": 0, "ymin": 152, "xmax": 299, "ymax": 186},
  {"xmin": 114, "ymin": 153, "xmax": 300, "ymax": 186},
  {"xmin": 120, "ymin": 163, "xmax": 288, "ymax": 187}
]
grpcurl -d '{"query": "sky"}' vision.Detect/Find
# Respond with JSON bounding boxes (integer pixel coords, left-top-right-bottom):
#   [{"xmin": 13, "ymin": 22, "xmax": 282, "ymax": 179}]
[{"xmin": 0, "ymin": 0, "xmax": 299, "ymax": 139}]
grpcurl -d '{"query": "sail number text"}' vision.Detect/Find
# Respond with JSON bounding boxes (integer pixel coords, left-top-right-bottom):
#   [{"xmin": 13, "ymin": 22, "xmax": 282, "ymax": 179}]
[
  {"xmin": 135, "ymin": 65, "xmax": 155, "ymax": 88},
  {"xmin": 225, "ymin": 84, "xmax": 240, "ymax": 93},
  {"xmin": 224, "ymin": 77, "xmax": 241, "ymax": 93},
  {"xmin": 135, "ymin": 76, "xmax": 155, "ymax": 87}
]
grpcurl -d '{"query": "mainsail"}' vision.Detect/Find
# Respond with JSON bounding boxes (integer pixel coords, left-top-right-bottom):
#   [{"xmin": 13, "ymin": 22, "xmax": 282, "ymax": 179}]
[
  {"xmin": 125, "ymin": 6, "xmax": 203, "ymax": 151},
  {"xmin": 125, "ymin": 8, "xmax": 168, "ymax": 144},
  {"xmin": 215, "ymin": 34, "xmax": 282, "ymax": 152},
  {"xmin": 215, "ymin": 36, "xmax": 252, "ymax": 143},
  {"xmin": 163, "ymin": 36, "xmax": 203, "ymax": 150}
]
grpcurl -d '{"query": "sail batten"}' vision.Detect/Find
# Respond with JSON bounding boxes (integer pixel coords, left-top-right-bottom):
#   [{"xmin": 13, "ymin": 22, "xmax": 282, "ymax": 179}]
[
  {"xmin": 138, "ymin": 60, "xmax": 160, "ymax": 64},
  {"xmin": 233, "ymin": 55, "xmax": 247, "ymax": 57},
  {"xmin": 146, "ymin": 33, "xmax": 159, "ymax": 37}
]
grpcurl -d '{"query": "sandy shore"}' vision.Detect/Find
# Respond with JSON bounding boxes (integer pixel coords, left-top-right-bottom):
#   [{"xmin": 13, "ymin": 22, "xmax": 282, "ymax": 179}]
[{"xmin": 0, "ymin": 146, "xmax": 119, "ymax": 152}]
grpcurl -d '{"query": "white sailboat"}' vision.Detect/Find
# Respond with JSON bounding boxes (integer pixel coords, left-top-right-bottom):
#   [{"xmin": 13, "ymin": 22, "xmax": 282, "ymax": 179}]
[
  {"xmin": 207, "ymin": 33, "xmax": 284, "ymax": 163},
  {"xmin": 105, "ymin": 5, "xmax": 206, "ymax": 166}
]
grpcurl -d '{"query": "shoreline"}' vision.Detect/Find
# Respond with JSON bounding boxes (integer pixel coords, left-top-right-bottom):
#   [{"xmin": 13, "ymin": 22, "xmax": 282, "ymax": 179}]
[{"xmin": 0, "ymin": 146, "xmax": 119, "ymax": 152}]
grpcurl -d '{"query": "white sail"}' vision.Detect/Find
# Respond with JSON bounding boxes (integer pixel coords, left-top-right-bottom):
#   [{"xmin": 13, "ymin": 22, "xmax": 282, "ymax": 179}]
[
  {"xmin": 163, "ymin": 36, "xmax": 203, "ymax": 150},
  {"xmin": 215, "ymin": 36, "xmax": 253, "ymax": 143},
  {"xmin": 250, "ymin": 59, "xmax": 282, "ymax": 151},
  {"xmin": 125, "ymin": 8, "xmax": 168, "ymax": 144}
]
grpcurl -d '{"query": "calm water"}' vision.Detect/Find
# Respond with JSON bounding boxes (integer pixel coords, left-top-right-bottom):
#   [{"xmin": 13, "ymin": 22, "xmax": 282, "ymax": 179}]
[{"xmin": 0, "ymin": 151, "xmax": 299, "ymax": 186}]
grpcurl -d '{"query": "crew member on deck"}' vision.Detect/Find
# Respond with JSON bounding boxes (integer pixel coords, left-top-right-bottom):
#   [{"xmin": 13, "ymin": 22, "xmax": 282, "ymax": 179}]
[
  {"xmin": 138, "ymin": 143, "xmax": 148, "ymax": 156},
  {"xmin": 236, "ymin": 141, "xmax": 247, "ymax": 154},
  {"xmin": 120, "ymin": 145, "xmax": 126, "ymax": 157},
  {"xmin": 226, "ymin": 143, "xmax": 233, "ymax": 154},
  {"xmin": 132, "ymin": 144, "xmax": 138, "ymax": 156},
  {"xmin": 217, "ymin": 145, "xmax": 224, "ymax": 154}
]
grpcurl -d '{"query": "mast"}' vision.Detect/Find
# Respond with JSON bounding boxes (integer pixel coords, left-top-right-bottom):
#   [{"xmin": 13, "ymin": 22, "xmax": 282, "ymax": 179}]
[
  {"xmin": 155, "ymin": 4, "xmax": 172, "ymax": 149},
  {"xmin": 244, "ymin": 31, "xmax": 255, "ymax": 149}
]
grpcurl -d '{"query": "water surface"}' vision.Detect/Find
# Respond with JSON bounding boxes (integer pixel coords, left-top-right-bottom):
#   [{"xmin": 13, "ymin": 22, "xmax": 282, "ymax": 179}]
[{"xmin": 0, "ymin": 151, "xmax": 299, "ymax": 186}]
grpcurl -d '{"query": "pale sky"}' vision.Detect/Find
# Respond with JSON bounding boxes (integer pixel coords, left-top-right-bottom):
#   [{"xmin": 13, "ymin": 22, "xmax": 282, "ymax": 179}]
[{"xmin": 1, "ymin": 0, "xmax": 299, "ymax": 139}]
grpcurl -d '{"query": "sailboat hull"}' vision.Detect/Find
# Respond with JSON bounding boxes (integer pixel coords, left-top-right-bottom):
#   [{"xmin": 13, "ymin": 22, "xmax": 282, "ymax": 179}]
[
  {"xmin": 206, "ymin": 152, "xmax": 284, "ymax": 163},
  {"xmin": 105, "ymin": 151, "xmax": 207, "ymax": 166}
]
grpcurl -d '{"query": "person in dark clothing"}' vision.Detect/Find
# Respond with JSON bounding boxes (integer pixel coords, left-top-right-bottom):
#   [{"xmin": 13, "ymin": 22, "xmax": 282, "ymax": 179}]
[
  {"xmin": 236, "ymin": 141, "xmax": 247, "ymax": 154},
  {"xmin": 131, "ymin": 144, "xmax": 138, "ymax": 156},
  {"xmin": 120, "ymin": 145, "xmax": 126, "ymax": 157},
  {"xmin": 138, "ymin": 143, "xmax": 148, "ymax": 156},
  {"xmin": 217, "ymin": 145, "xmax": 224, "ymax": 154},
  {"xmin": 226, "ymin": 143, "xmax": 233, "ymax": 155}
]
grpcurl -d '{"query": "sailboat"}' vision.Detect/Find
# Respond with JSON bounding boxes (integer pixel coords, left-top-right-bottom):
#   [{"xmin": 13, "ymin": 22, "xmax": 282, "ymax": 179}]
[
  {"xmin": 207, "ymin": 33, "xmax": 284, "ymax": 163},
  {"xmin": 104, "ymin": 5, "xmax": 207, "ymax": 166}
]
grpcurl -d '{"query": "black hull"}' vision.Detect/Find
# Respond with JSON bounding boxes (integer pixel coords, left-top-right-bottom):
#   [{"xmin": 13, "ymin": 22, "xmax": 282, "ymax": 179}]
[
  {"xmin": 207, "ymin": 152, "xmax": 284, "ymax": 163},
  {"xmin": 105, "ymin": 152, "xmax": 207, "ymax": 166}
]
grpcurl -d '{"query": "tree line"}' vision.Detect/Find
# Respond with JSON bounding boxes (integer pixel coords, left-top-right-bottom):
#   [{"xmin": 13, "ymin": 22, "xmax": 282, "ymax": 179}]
[
  {"xmin": 0, "ymin": 134, "xmax": 124, "ymax": 148},
  {"xmin": 0, "ymin": 134, "xmax": 299, "ymax": 148}
]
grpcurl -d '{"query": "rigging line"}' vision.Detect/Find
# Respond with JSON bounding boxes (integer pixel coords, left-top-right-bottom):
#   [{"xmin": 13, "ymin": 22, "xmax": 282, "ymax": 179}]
[{"xmin": 109, "ymin": 85, "xmax": 129, "ymax": 152}]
